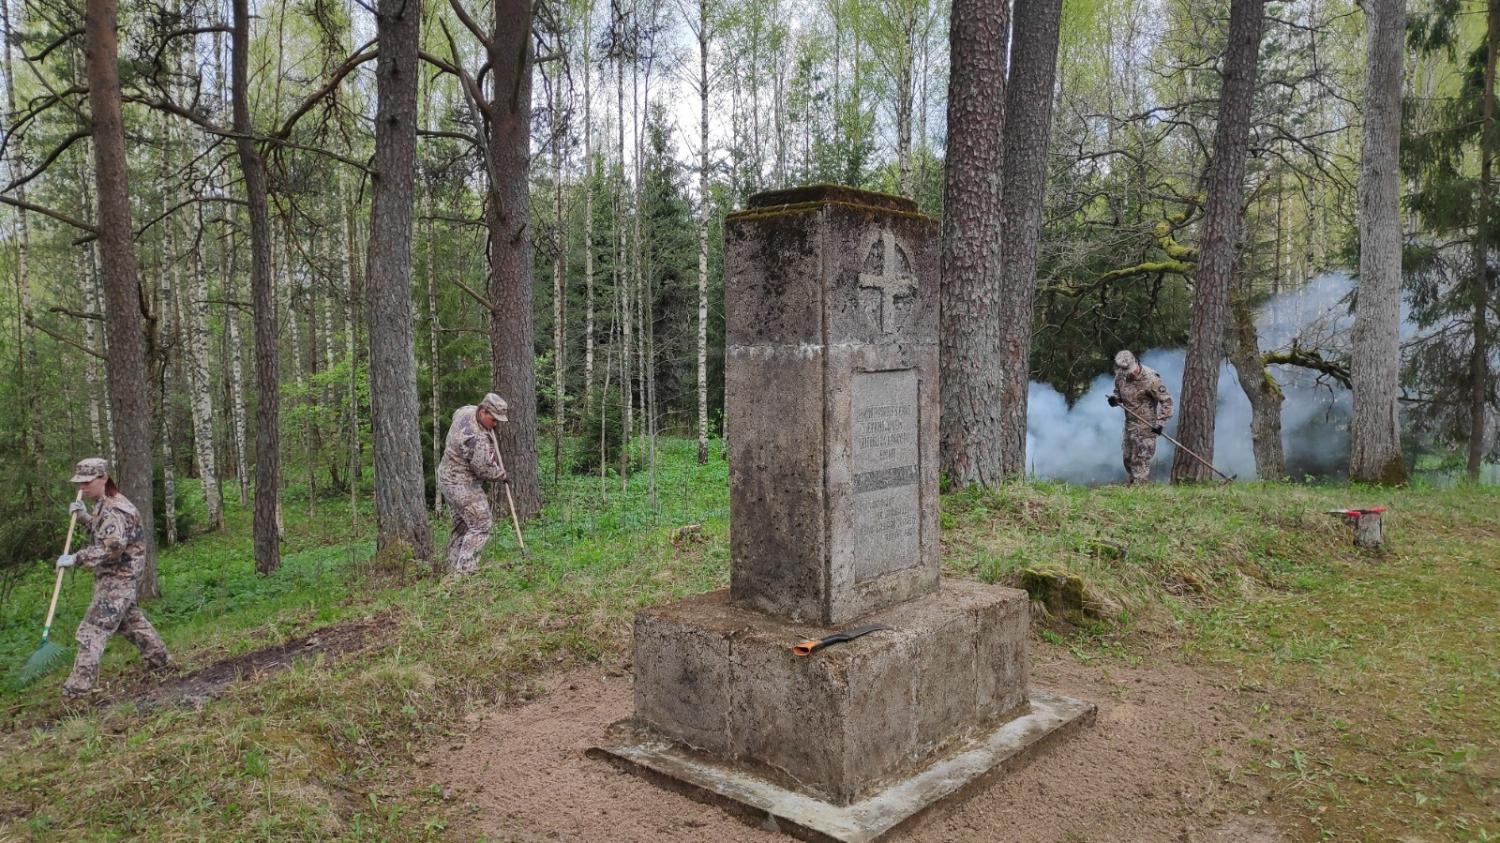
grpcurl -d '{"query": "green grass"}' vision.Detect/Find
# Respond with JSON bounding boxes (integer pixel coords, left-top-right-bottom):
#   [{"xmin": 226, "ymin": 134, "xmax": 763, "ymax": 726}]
[{"xmin": 1, "ymin": 439, "xmax": 1496, "ymax": 841}]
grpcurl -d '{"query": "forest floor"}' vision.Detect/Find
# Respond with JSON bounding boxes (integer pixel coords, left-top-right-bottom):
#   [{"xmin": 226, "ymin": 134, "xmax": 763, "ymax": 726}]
[{"xmin": 0, "ymin": 438, "xmax": 1495, "ymax": 842}]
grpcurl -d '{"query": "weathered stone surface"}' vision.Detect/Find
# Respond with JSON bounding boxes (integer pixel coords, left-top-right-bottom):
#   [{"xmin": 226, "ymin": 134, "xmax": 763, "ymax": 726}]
[
  {"xmin": 726, "ymin": 186, "xmax": 940, "ymax": 625},
  {"xmin": 592, "ymin": 689, "xmax": 1096, "ymax": 843},
  {"xmin": 627, "ymin": 582, "xmax": 1030, "ymax": 805},
  {"xmin": 603, "ymin": 185, "xmax": 1091, "ymax": 831}
]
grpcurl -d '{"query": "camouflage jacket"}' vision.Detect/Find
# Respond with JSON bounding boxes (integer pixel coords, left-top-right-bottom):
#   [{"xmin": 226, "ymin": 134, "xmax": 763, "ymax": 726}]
[
  {"xmin": 75, "ymin": 494, "xmax": 146, "ymax": 581},
  {"xmin": 1113, "ymin": 366, "xmax": 1174, "ymax": 428},
  {"xmin": 438, "ymin": 405, "xmax": 505, "ymax": 488}
]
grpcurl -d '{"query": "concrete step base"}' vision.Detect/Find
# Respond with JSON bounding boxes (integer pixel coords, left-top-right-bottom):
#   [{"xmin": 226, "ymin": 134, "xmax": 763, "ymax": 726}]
[{"xmin": 589, "ymin": 689, "xmax": 1095, "ymax": 843}]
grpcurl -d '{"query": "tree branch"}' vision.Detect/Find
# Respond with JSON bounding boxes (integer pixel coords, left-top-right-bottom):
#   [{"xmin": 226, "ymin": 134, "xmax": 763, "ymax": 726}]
[
  {"xmin": 0, "ymin": 128, "xmax": 91, "ymax": 196},
  {"xmin": 274, "ymin": 40, "xmax": 379, "ymax": 139},
  {"xmin": 27, "ymin": 318, "xmax": 106, "ymax": 360},
  {"xmin": 48, "ymin": 305, "xmax": 103, "ymax": 320},
  {"xmin": 451, "ymin": 276, "xmax": 498, "ymax": 313},
  {"xmin": 447, "ymin": 0, "xmax": 492, "ymax": 49},
  {"xmin": 1263, "ymin": 344, "xmax": 1352, "ymax": 389},
  {"xmin": 0, "ymin": 193, "xmax": 97, "ymax": 233},
  {"xmin": 26, "ymin": 26, "xmax": 84, "ymax": 63}
]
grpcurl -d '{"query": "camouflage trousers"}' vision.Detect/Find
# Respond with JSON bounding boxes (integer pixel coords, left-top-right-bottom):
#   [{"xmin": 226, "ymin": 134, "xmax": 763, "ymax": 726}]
[
  {"xmin": 440, "ymin": 482, "xmax": 492, "ymax": 574},
  {"xmin": 1122, "ymin": 423, "xmax": 1160, "ymax": 485},
  {"xmin": 64, "ymin": 575, "xmax": 169, "ymax": 696}
]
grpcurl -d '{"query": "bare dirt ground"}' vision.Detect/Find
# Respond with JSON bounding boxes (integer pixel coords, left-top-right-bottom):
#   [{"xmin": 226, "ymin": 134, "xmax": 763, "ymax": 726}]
[{"xmin": 428, "ymin": 641, "xmax": 1291, "ymax": 842}]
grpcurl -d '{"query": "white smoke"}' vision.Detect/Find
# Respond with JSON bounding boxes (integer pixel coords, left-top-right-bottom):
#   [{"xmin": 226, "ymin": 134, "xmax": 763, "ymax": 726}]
[{"xmin": 1026, "ymin": 272, "xmax": 1358, "ymax": 484}]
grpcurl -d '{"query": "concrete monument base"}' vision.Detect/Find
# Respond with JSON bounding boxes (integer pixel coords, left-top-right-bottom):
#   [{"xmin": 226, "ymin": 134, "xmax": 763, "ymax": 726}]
[
  {"xmin": 590, "ymin": 581, "xmax": 1094, "ymax": 839},
  {"xmin": 591, "ymin": 690, "xmax": 1094, "ymax": 843}
]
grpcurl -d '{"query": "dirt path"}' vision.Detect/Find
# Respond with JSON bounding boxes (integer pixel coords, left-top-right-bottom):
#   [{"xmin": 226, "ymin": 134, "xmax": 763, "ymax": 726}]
[{"xmin": 428, "ymin": 642, "xmax": 1289, "ymax": 842}]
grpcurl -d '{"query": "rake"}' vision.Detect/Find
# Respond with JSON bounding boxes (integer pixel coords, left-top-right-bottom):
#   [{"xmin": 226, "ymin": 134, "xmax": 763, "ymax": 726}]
[
  {"xmin": 15, "ymin": 490, "xmax": 84, "ymax": 688},
  {"xmin": 487, "ymin": 427, "xmax": 529, "ymax": 557}
]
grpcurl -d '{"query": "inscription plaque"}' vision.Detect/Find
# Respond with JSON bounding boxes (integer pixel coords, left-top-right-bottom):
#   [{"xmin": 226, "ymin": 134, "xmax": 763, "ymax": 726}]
[{"xmin": 851, "ymin": 368, "xmax": 920, "ymax": 582}]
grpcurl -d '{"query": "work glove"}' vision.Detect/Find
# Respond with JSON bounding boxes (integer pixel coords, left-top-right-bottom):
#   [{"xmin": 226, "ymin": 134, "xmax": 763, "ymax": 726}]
[
  {"xmin": 1152, "ymin": 425, "xmax": 1164, "ymax": 435},
  {"xmin": 1106, "ymin": 395, "xmax": 1119, "ymax": 407},
  {"xmin": 56, "ymin": 553, "xmax": 76, "ymax": 569},
  {"xmin": 68, "ymin": 500, "xmax": 87, "ymax": 518}
]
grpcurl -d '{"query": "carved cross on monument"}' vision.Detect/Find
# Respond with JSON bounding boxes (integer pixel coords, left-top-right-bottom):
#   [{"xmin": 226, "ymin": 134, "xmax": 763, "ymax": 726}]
[{"xmin": 859, "ymin": 229, "xmax": 917, "ymax": 333}]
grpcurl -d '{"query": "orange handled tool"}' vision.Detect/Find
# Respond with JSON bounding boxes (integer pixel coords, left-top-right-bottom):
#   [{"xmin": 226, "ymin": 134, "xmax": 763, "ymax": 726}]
[{"xmin": 791, "ymin": 624, "xmax": 891, "ymax": 657}]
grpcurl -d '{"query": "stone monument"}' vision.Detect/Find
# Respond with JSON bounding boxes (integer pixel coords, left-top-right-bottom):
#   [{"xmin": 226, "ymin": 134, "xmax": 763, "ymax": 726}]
[{"xmin": 592, "ymin": 185, "xmax": 1093, "ymax": 841}]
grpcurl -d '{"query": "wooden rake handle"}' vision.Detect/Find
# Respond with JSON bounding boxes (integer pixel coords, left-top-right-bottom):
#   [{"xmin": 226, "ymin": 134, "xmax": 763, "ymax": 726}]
[
  {"xmin": 487, "ymin": 428, "xmax": 528, "ymax": 555},
  {"xmin": 42, "ymin": 490, "xmax": 85, "ymax": 638}
]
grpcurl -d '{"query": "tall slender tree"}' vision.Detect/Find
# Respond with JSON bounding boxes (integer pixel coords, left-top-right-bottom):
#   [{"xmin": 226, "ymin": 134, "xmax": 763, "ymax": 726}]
[
  {"xmin": 232, "ymin": 0, "xmax": 281, "ymax": 573},
  {"xmin": 366, "ymin": 0, "xmax": 434, "ymax": 561},
  {"xmin": 996, "ymin": 0, "xmax": 1063, "ymax": 478},
  {"xmin": 693, "ymin": 0, "xmax": 713, "ymax": 464},
  {"xmin": 1170, "ymin": 0, "xmax": 1265, "ymax": 483},
  {"xmin": 85, "ymin": 0, "xmax": 157, "ymax": 595},
  {"xmin": 939, "ymin": 0, "xmax": 1009, "ymax": 488},
  {"xmin": 1349, "ymin": 0, "xmax": 1409, "ymax": 484}
]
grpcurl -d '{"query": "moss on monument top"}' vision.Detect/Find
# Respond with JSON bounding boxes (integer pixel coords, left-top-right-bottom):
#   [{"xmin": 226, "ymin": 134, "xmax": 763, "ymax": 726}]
[
  {"xmin": 727, "ymin": 184, "xmax": 932, "ymax": 224},
  {"xmin": 747, "ymin": 184, "xmax": 917, "ymax": 212}
]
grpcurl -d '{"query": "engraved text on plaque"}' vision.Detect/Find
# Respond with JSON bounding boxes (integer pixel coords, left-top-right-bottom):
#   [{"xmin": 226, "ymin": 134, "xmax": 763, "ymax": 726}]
[{"xmin": 851, "ymin": 368, "xmax": 920, "ymax": 581}]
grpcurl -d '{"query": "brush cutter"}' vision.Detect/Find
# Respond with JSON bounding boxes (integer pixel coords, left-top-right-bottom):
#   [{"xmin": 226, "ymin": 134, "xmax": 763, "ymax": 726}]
[
  {"xmin": 487, "ymin": 427, "xmax": 528, "ymax": 557},
  {"xmin": 16, "ymin": 490, "xmax": 84, "ymax": 687},
  {"xmin": 1117, "ymin": 403, "xmax": 1236, "ymax": 484}
]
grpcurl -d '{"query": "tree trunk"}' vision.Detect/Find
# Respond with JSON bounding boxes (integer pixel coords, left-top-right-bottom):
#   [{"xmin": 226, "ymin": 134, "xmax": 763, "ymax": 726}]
[
  {"xmin": 552, "ymin": 54, "xmax": 567, "ymax": 483},
  {"xmin": 895, "ymin": 29, "xmax": 914, "ymax": 197},
  {"xmin": 618, "ymin": 46, "xmax": 633, "ymax": 456},
  {"xmin": 75, "ymin": 138, "xmax": 107, "ymax": 456},
  {"xmin": 583, "ymin": 8, "xmax": 596, "ymax": 419},
  {"xmin": 996, "ymin": 0, "xmax": 1063, "ymax": 479},
  {"xmin": 85, "ymin": 0, "xmax": 157, "ymax": 596},
  {"xmin": 159, "ymin": 116, "xmax": 179, "ymax": 545},
  {"xmin": 1227, "ymin": 293, "xmax": 1285, "ymax": 479},
  {"xmin": 187, "ymin": 202, "xmax": 224, "ymax": 527},
  {"xmin": 488, "ymin": 0, "xmax": 542, "ymax": 518},
  {"xmin": 425, "ymin": 204, "xmax": 443, "ymax": 514},
  {"xmin": 1170, "ymin": 0, "xmax": 1265, "ymax": 483},
  {"xmin": 939, "ymin": 0, "xmax": 1009, "ymax": 488},
  {"xmin": 1349, "ymin": 0, "xmax": 1409, "ymax": 485},
  {"xmin": 2, "ymin": 0, "xmax": 36, "ymax": 482},
  {"xmin": 697, "ymin": 0, "xmax": 711, "ymax": 465},
  {"xmin": 225, "ymin": 227, "xmax": 250, "ymax": 506},
  {"xmin": 1468, "ymin": 0, "xmax": 1497, "ymax": 481},
  {"xmin": 232, "ymin": 0, "xmax": 281, "ymax": 574},
  {"xmin": 366, "ymin": 0, "xmax": 434, "ymax": 562}
]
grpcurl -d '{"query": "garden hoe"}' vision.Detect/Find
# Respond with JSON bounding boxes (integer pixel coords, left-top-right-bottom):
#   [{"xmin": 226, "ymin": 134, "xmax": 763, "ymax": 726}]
[
  {"xmin": 1118, "ymin": 403, "xmax": 1236, "ymax": 484},
  {"xmin": 487, "ymin": 428, "xmax": 529, "ymax": 557},
  {"xmin": 15, "ymin": 490, "xmax": 84, "ymax": 687}
]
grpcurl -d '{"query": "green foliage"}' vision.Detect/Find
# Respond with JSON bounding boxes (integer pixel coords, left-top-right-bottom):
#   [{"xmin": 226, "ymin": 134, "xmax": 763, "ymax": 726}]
[
  {"xmin": 569, "ymin": 395, "xmax": 634, "ymax": 476},
  {"xmin": 1399, "ymin": 0, "xmax": 1500, "ymax": 456}
]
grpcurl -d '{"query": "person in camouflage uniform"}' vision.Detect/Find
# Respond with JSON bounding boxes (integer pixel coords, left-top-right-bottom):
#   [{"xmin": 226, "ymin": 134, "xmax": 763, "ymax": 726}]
[
  {"xmin": 1107, "ymin": 350, "xmax": 1174, "ymax": 485},
  {"xmin": 438, "ymin": 393, "xmax": 510, "ymax": 574},
  {"xmin": 56, "ymin": 458, "xmax": 170, "ymax": 698}
]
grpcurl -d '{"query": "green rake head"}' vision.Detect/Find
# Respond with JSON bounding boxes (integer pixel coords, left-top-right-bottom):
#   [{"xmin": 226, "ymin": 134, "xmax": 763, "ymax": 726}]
[{"xmin": 14, "ymin": 637, "xmax": 72, "ymax": 689}]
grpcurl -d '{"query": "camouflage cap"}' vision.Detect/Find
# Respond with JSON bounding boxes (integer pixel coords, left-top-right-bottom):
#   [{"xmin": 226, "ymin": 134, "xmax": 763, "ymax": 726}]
[
  {"xmin": 1113, "ymin": 350, "xmax": 1138, "ymax": 371},
  {"xmin": 69, "ymin": 457, "xmax": 108, "ymax": 484},
  {"xmin": 479, "ymin": 392, "xmax": 509, "ymax": 421}
]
